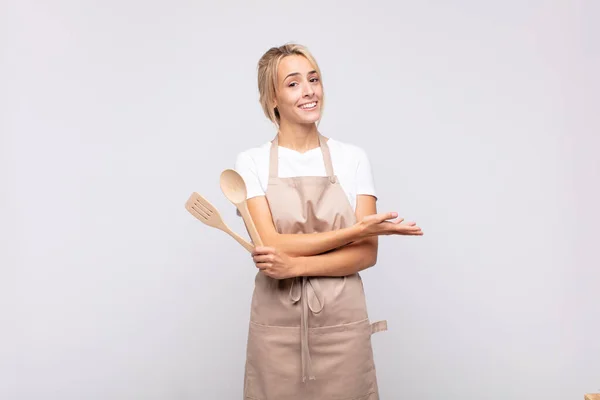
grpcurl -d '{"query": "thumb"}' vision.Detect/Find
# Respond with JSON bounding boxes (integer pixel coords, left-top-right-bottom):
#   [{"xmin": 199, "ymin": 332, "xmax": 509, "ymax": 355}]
[
  {"xmin": 382, "ymin": 212, "xmax": 398, "ymax": 221},
  {"xmin": 372, "ymin": 212, "xmax": 397, "ymax": 224}
]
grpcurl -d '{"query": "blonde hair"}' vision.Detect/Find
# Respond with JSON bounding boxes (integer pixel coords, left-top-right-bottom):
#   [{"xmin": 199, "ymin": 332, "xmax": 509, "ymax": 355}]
[{"xmin": 257, "ymin": 43, "xmax": 324, "ymax": 126}]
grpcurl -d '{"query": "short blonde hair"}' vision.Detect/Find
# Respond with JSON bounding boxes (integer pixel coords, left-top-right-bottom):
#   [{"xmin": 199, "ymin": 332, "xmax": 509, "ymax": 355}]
[{"xmin": 257, "ymin": 43, "xmax": 324, "ymax": 126}]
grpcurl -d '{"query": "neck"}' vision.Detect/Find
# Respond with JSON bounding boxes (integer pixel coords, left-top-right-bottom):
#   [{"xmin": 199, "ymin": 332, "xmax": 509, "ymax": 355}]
[{"xmin": 277, "ymin": 121, "xmax": 320, "ymax": 153}]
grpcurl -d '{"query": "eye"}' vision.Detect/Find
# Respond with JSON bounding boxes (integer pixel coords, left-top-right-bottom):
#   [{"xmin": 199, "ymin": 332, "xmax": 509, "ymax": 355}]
[
  {"xmin": 310, "ymin": 77, "xmax": 320, "ymax": 83},
  {"xmin": 288, "ymin": 82, "xmax": 298, "ymax": 87}
]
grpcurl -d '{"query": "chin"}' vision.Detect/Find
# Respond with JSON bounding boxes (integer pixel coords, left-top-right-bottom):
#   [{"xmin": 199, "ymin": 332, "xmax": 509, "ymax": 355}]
[{"xmin": 296, "ymin": 112, "xmax": 322, "ymax": 124}]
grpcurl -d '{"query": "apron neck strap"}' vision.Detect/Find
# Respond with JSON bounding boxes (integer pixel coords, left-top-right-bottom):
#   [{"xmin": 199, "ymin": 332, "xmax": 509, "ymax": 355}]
[{"xmin": 269, "ymin": 132, "xmax": 334, "ymax": 179}]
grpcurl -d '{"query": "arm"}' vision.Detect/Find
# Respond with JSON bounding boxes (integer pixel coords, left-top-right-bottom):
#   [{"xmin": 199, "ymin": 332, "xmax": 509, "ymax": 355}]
[
  {"xmin": 246, "ymin": 195, "xmax": 363, "ymax": 257},
  {"xmin": 293, "ymin": 194, "xmax": 379, "ymax": 277},
  {"xmin": 252, "ymin": 194, "xmax": 423, "ymax": 279},
  {"xmin": 238, "ymin": 148, "xmax": 420, "ymax": 261}
]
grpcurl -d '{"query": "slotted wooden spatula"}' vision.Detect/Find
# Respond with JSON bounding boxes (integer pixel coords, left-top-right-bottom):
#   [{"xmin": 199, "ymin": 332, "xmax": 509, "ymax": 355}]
[{"xmin": 185, "ymin": 192, "xmax": 254, "ymax": 253}]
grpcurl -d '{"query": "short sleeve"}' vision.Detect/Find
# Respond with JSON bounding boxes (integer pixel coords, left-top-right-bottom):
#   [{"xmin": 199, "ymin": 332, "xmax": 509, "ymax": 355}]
[
  {"xmin": 234, "ymin": 151, "xmax": 265, "ymax": 199},
  {"xmin": 355, "ymin": 147, "xmax": 377, "ymax": 199},
  {"xmin": 233, "ymin": 151, "xmax": 265, "ymax": 217}
]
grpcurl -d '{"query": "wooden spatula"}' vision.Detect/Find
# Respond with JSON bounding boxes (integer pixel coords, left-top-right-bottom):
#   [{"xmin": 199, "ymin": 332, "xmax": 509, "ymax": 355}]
[{"xmin": 185, "ymin": 192, "xmax": 254, "ymax": 253}]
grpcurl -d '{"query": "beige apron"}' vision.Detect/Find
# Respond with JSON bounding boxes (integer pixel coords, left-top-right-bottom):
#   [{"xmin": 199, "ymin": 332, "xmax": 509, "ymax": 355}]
[{"xmin": 243, "ymin": 133, "xmax": 387, "ymax": 400}]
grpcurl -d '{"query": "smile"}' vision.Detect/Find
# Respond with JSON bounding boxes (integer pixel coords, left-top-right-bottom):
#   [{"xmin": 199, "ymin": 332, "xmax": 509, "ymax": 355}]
[{"xmin": 299, "ymin": 101, "xmax": 318, "ymax": 110}]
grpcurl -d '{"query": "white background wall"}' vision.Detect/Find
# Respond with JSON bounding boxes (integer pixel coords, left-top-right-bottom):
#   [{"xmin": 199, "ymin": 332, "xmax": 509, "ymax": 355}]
[{"xmin": 2, "ymin": 0, "xmax": 599, "ymax": 399}]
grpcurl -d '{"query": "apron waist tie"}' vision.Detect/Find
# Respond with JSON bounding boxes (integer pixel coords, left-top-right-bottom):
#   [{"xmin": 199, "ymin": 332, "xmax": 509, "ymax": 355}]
[{"xmin": 289, "ymin": 276, "xmax": 324, "ymax": 382}]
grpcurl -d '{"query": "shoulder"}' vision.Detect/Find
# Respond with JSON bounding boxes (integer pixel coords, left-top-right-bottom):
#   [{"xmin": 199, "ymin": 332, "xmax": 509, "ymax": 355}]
[
  {"xmin": 234, "ymin": 141, "xmax": 272, "ymax": 167},
  {"xmin": 327, "ymin": 137, "xmax": 377, "ymax": 195},
  {"xmin": 233, "ymin": 141, "xmax": 272, "ymax": 200}
]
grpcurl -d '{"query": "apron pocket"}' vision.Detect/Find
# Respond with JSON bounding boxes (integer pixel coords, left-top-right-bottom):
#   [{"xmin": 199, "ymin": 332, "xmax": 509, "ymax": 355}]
[
  {"xmin": 244, "ymin": 322, "xmax": 302, "ymax": 399},
  {"xmin": 307, "ymin": 318, "xmax": 379, "ymax": 399}
]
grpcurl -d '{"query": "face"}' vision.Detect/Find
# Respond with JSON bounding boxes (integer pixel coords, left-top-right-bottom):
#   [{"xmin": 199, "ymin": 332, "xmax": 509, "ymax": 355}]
[{"xmin": 274, "ymin": 55, "xmax": 323, "ymax": 126}]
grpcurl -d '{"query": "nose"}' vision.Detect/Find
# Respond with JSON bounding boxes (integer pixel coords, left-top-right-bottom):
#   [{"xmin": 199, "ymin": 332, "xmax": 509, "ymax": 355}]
[{"xmin": 302, "ymin": 80, "xmax": 314, "ymax": 97}]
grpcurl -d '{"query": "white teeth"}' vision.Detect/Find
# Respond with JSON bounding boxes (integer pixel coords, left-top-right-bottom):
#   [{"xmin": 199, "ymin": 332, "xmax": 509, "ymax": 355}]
[{"xmin": 300, "ymin": 102, "xmax": 317, "ymax": 109}]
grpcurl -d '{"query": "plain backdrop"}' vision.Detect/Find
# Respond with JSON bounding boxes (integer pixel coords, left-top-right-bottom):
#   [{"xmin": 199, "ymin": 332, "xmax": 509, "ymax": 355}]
[{"xmin": 2, "ymin": 0, "xmax": 599, "ymax": 399}]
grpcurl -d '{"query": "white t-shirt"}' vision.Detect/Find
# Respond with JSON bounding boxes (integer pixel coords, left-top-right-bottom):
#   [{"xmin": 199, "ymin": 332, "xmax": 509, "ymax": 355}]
[{"xmin": 233, "ymin": 137, "xmax": 377, "ymax": 213}]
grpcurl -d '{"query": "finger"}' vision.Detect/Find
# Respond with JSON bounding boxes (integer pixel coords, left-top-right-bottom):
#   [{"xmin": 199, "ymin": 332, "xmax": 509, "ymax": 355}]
[
  {"xmin": 252, "ymin": 246, "xmax": 274, "ymax": 256},
  {"xmin": 373, "ymin": 212, "xmax": 398, "ymax": 223},
  {"xmin": 395, "ymin": 226, "xmax": 422, "ymax": 234},
  {"xmin": 397, "ymin": 222, "xmax": 418, "ymax": 229},
  {"xmin": 253, "ymin": 246, "xmax": 263, "ymax": 254},
  {"xmin": 255, "ymin": 262, "xmax": 271, "ymax": 270},
  {"xmin": 393, "ymin": 219, "xmax": 414, "ymax": 226},
  {"xmin": 263, "ymin": 270, "xmax": 280, "ymax": 279},
  {"xmin": 381, "ymin": 220, "xmax": 405, "ymax": 229},
  {"xmin": 254, "ymin": 255, "xmax": 275, "ymax": 263},
  {"xmin": 383, "ymin": 212, "xmax": 398, "ymax": 221}
]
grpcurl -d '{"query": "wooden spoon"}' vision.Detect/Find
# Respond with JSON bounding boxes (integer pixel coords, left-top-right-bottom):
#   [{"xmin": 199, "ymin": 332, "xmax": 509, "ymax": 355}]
[
  {"xmin": 219, "ymin": 169, "xmax": 264, "ymax": 246},
  {"xmin": 185, "ymin": 192, "xmax": 254, "ymax": 253}
]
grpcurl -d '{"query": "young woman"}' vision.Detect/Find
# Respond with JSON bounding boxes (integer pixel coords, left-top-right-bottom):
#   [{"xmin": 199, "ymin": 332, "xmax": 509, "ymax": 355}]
[{"xmin": 233, "ymin": 43, "xmax": 423, "ymax": 400}]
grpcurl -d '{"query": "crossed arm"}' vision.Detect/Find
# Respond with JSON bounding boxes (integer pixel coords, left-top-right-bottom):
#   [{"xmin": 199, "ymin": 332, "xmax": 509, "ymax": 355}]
[{"xmin": 246, "ymin": 194, "xmax": 379, "ymax": 277}]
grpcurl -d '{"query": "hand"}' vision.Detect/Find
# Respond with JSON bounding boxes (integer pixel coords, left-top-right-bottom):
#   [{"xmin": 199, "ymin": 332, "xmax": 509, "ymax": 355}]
[
  {"xmin": 251, "ymin": 246, "xmax": 300, "ymax": 280},
  {"xmin": 358, "ymin": 212, "xmax": 423, "ymax": 237}
]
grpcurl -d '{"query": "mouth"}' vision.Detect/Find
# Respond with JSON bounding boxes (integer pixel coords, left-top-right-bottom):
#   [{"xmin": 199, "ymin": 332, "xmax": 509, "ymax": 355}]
[{"xmin": 298, "ymin": 101, "xmax": 318, "ymax": 111}]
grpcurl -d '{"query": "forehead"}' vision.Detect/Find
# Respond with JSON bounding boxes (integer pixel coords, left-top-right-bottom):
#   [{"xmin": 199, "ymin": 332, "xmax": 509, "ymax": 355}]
[{"xmin": 277, "ymin": 55, "xmax": 316, "ymax": 80}]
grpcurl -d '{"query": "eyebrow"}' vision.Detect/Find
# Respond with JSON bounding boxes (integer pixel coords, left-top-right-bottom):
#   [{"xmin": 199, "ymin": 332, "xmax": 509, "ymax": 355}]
[{"xmin": 284, "ymin": 70, "xmax": 317, "ymax": 80}]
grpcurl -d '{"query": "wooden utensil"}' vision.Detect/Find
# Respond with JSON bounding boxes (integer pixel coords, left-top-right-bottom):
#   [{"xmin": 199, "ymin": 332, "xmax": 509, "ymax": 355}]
[
  {"xmin": 219, "ymin": 169, "xmax": 264, "ymax": 247},
  {"xmin": 185, "ymin": 192, "xmax": 254, "ymax": 253}
]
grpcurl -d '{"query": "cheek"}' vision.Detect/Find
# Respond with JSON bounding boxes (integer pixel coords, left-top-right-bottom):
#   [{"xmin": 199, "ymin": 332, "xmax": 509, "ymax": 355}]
[
  {"xmin": 278, "ymin": 103, "xmax": 295, "ymax": 116},
  {"xmin": 314, "ymin": 84, "xmax": 324, "ymax": 96},
  {"xmin": 279, "ymin": 95, "xmax": 300, "ymax": 113}
]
